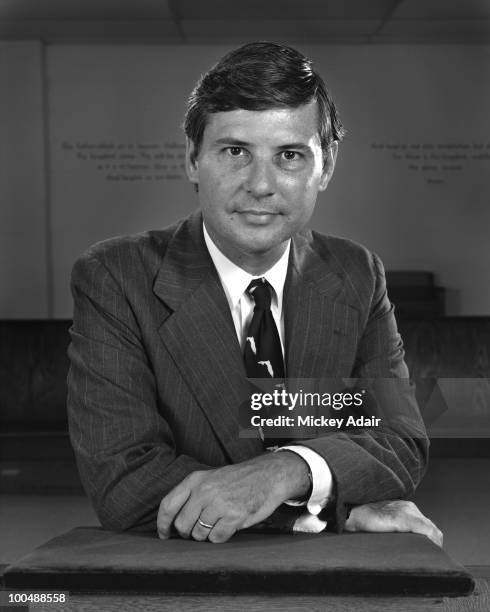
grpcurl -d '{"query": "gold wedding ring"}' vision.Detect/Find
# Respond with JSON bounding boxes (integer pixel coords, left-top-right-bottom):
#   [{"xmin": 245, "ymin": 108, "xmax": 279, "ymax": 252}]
[{"xmin": 198, "ymin": 518, "xmax": 214, "ymax": 530}]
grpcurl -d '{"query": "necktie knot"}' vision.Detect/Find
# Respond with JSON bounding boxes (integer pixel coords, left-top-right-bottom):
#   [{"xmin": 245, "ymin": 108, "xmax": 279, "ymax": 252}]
[{"xmin": 247, "ymin": 278, "xmax": 272, "ymax": 311}]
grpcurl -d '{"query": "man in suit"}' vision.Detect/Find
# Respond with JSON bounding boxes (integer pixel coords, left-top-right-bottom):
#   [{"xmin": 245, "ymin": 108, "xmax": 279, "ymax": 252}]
[{"xmin": 68, "ymin": 42, "xmax": 441, "ymax": 545}]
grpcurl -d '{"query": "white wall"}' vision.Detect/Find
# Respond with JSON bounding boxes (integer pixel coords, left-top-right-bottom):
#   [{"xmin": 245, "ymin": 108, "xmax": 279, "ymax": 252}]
[
  {"xmin": 1, "ymin": 41, "xmax": 48, "ymax": 317},
  {"xmin": 2, "ymin": 43, "xmax": 490, "ymax": 317}
]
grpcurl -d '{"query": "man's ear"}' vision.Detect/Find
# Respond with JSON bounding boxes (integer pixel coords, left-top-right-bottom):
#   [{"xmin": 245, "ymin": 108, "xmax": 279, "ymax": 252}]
[
  {"xmin": 319, "ymin": 141, "xmax": 338, "ymax": 192},
  {"xmin": 185, "ymin": 137, "xmax": 199, "ymax": 186}
]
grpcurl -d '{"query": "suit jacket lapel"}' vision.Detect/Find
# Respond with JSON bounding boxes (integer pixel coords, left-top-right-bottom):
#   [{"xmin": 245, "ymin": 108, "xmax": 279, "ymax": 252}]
[
  {"xmin": 284, "ymin": 232, "xmax": 360, "ymax": 379},
  {"xmin": 153, "ymin": 212, "xmax": 263, "ymax": 463}
]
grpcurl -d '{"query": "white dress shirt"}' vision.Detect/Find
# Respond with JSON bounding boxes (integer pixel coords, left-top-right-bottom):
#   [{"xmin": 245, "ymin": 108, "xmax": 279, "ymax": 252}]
[{"xmin": 203, "ymin": 223, "xmax": 333, "ymax": 532}]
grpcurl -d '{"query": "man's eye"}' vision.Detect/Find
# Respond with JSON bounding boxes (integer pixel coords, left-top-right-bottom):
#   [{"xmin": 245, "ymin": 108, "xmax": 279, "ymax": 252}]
[
  {"xmin": 227, "ymin": 147, "xmax": 245, "ymax": 157},
  {"xmin": 281, "ymin": 151, "xmax": 300, "ymax": 161}
]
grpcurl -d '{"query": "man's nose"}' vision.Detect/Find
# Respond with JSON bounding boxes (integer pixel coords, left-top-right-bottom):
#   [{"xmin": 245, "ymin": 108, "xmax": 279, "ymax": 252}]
[{"xmin": 243, "ymin": 159, "xmax": 276, "ymax": 198}]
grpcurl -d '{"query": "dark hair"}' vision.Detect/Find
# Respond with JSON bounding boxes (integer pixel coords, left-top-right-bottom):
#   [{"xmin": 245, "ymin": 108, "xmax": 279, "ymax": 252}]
[{"xmin": 184, "ymin": 41, "xmax": 345, "ymax": 164}]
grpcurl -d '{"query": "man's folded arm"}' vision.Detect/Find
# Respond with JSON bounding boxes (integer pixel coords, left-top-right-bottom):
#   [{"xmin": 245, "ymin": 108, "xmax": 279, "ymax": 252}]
[
  {"xmin": 285, "ymin": 252, "xmax": 429, "ymax": 532},
  {"xmin": 67, "ymin": 251, "xmax": 211, "ymax": 532}
]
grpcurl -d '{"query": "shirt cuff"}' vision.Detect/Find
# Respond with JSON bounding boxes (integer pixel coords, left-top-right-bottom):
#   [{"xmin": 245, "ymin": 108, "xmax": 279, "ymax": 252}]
[
  {"xmin": 278, "ymin": 445, "xmax": 333, "ymax": 515},
  {"xmin": 293, "ymin": 512, "xmax": 328, "ymax": 534}
]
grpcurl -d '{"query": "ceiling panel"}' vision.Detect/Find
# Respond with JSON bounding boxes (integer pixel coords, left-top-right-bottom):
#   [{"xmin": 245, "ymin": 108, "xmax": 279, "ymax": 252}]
[
  {"xmin": 393, "ymin": 0, "xmax": 490, "ymax": 20},
  {"xmin": 1, "ymin": 0, "xmax": 489, "ymax": 43},
  {"xmin": 0, "ymin": 0, "xmax": 172, "ymax": 21},
  {"xmin": 176, "ymin": 0, "xmax": 398, "ymax": 20},
  {"xmin": 378, "ymin": 18, "xmax": 490, "ymax": 43},
  {"xmin": 181, "ymin": 19, "xmax": 382, "ymax": 43},
  {"xmin": 0, "ymin": 19, "xmax": 181, "ymax": 42}
]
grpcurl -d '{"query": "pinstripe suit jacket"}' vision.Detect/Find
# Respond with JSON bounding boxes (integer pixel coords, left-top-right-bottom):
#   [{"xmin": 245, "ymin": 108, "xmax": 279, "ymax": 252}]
[{"xmin": 67, "ymin": 211, "xmax": 428, "ymax": 532}]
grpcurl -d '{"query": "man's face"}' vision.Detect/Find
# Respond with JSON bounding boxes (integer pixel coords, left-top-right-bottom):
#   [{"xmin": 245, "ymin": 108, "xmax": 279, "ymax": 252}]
[{"xmin": 186, "ymin": 100, "xmax": 337, "ymax": 269}]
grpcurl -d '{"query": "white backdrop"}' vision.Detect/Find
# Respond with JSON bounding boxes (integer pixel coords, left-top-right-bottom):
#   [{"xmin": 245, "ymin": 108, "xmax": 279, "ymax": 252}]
[{"xmin": 3, "ymin": 43, "xmax": 490, "ymax": 317}]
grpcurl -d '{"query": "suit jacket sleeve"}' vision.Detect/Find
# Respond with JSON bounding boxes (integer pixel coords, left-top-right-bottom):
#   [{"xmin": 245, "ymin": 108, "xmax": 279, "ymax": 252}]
[
  {"xmin": 290, "ymin": 252, "xmax": 429, "ymax": 532},
  {"xmin": 67, "ymin": 251, "xmax": 211, "ymax": 531}
]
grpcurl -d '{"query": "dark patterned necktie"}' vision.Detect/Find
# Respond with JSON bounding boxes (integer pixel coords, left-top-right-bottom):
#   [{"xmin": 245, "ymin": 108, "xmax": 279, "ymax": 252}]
[{"xmin": 243, "ymin": 278, "xmax": 285, "ymax": 379}]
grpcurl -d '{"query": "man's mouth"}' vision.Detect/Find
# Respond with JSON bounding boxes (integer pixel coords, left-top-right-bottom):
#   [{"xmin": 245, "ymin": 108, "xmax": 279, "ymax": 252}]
[
  {"xmin": 237, "ymin": 210, "xmax": 279, "ymax": 225},
  {"xmin": 238, "ymin": 209, "xmax": 278, "ymax": 215}
]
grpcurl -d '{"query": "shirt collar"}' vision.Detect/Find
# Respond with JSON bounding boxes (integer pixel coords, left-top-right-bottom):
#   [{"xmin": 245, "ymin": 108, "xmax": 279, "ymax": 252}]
[{"xmin": 203, "ymin": 222, "xmax": 290, "ymax": 312}]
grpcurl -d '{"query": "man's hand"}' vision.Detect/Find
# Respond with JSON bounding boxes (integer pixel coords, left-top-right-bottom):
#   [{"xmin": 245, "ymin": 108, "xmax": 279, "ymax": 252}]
[
  {"xmin": 157, "ymin": 451, "xmax": 310, "ymax": 543},
  {"xmin": 344, "ymin": 500, "xmax": 443, "ymax": 547}
]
